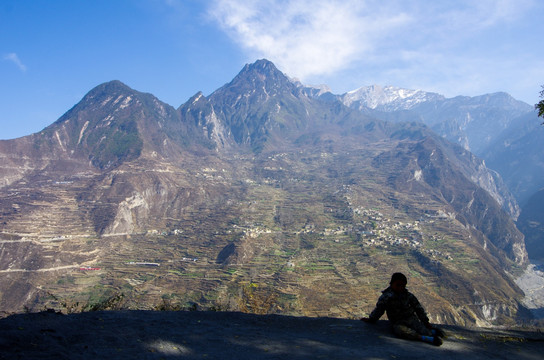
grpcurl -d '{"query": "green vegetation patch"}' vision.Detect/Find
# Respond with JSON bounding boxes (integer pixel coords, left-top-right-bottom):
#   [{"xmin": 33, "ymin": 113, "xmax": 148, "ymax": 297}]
[{"xmin": 86, "ymin": 118, "xmax": 143, "ymax": 168}]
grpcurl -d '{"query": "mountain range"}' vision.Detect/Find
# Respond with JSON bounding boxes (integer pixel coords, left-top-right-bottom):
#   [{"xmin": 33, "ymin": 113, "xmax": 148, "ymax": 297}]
[
  {"xmin": 304, "ymin": 81, "xmax": 544, "ymax": 261},
  {"xmin": 0, "ymin": 59, "xmax": 539, "ymax": 325}
]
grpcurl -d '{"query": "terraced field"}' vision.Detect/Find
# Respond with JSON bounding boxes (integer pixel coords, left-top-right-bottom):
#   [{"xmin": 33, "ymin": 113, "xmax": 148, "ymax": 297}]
[{"xmin": 0, "ymin": 142, "xmax": 525, "ymax": 326}]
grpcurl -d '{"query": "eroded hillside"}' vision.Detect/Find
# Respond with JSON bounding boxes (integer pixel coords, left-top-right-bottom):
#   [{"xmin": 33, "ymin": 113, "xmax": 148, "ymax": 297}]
[{"xmin": 0, "ymin": 60, "xmax": 529, "ymax": 326}]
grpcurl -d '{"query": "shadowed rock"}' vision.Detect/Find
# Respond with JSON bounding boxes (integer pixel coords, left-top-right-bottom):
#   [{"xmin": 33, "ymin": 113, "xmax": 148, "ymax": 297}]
[{"xmin": 0, "ymin": 310, "xmax": 542, "ymax": 360}]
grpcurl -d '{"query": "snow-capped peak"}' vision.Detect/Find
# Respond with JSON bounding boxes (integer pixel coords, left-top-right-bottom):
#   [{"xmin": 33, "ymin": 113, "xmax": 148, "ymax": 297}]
[{"xmin": 342, "ymin": 85, "xmax": 444, "ymax": 111}]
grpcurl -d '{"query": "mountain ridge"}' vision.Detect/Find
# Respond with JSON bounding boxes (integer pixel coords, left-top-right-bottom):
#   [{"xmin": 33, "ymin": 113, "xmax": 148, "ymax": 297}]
[{"xmin": 0, "ymin": 59, "xmax": 533, "ymax": 325}]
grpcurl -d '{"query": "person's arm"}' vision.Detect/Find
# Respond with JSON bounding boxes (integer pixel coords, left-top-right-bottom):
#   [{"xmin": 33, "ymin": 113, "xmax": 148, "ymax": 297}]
[
  {"xmin": 410, "ymin": 293, "xmax": 430, "ymax": 325},
  {"xmin": 362, "ymin": 294, "xmax": 387, "ymax": 323}
]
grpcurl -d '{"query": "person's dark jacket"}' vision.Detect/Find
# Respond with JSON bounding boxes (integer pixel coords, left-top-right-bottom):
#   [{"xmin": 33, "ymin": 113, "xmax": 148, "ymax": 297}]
[{"xmin": 367, "ymin": 287, "xmax": 429, "ymax": 325}]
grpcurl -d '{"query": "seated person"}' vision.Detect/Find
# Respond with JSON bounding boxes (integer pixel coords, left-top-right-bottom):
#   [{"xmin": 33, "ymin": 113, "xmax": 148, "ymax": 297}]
[{"xmin": 361, "ymin": 272, "xmax": 445, "ymax": 346}]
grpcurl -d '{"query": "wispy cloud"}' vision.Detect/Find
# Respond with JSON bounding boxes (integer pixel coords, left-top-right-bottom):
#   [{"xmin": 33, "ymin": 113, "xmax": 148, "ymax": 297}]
[
  {"xmin": 208, "ymin": 0, "xmax": 411, "ymax": 78},
  {"xmin": 4, "ymin": 53, "xmax": 27, "ymax": 72},
  {"xmin": 208, "ymin": 0, "xmax": 540, "ymax": 100}
]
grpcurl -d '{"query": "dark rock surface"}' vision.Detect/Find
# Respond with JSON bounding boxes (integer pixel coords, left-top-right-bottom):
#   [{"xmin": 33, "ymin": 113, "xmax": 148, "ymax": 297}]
[{"xmin": 0, "ymin": 310, "xmax": 542, "ymax": 360}]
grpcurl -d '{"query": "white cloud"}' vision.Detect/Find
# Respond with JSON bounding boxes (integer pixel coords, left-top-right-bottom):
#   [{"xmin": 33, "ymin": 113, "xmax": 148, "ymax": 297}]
[
  {"xmin": 208, "ymin": 0, "xmax": 411, "ymax": 79},
  {"xmin": 4, "ymin": 53, "xmax": 27, "ymax": 72},
  {"xmin": 208, "ymin": 0, "xmax": 541, "ymax": 102}
]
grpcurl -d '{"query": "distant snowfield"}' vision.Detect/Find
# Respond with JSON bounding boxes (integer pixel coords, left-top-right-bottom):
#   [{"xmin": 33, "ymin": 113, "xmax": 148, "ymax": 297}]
[{"xmin": 515, "ymin": 261, "xmax": 544, "ymax": 317}]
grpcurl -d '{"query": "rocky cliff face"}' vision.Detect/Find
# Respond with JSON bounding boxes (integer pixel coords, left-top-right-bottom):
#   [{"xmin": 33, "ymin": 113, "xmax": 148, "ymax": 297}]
[
  {"xmin": 483, "ymin": 112, "xmax": 544, "ymax": 206},
  {"xmin": 517, "ymin": 189, "xmax": 544, "ymax": 261},
  {"xmin": 372, "ymin": 137, "xmax": 526, "ymax": 266},
  {"xmin": 337, "ymin": 88, "xmax": 532, "ymax": 156},
  {"xmin": 319, "ymin": 78, "xmax": 544, "ymax": 263},
  {"xmin": 0, "ymin": 60, "xmax": 529, "ymax": 325},
  {"xmin": 304, "ymin": 84, "xmax": 526, "ymax": 220}
]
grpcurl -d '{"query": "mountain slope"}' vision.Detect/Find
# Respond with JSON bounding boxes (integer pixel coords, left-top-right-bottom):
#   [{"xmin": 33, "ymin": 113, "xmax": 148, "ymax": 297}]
[
  {"xmin": 341, "ymin": 85, "xmax": 445, "ymax": 112},
  {"xmin": 517, "ymin": 189, "xmax": 544, "ymax": 261},
  {"xmin": 324, "ymin": 85, "xmax": 535, "ymax": 217},
  {"xmin": 337, "ymin": 86, "xmax": 532, "ymax": 156},
  {"xmin": 324, "ymin": 81, "xmax": 544, "ymax": 261},
  {"xmin": 0, "ymin": 60, "xmax": 530, "ymax": 326},
  {"xmin": 480, "ymin": 112, "xmax": 544, "ymax": 261},
  {"xmin": 182, "ymin": 59, "xmax": 386, "ymax": 153},
  {"xmin": 372, "ymin": 136, "xmax": 525, "ymax": 266},
  {"xmin": 483, "ymin": 112, "xmax": 544, "ymax": 205},
  {"xmin": 0, "ymin": 80, "xmax": 201, "ymax": 185}
]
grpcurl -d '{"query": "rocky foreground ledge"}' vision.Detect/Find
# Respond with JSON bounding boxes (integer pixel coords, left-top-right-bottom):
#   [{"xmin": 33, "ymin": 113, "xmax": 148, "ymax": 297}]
[{"xmin": 0, "ymin": 311, "xmax": 542, "ymax": 359}]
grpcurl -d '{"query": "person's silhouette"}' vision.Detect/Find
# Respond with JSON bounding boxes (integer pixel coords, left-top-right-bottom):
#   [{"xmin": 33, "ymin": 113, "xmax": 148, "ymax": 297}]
[{"xmin": 361, "ymin": 272, "xmax": 445, "ymax": 346}]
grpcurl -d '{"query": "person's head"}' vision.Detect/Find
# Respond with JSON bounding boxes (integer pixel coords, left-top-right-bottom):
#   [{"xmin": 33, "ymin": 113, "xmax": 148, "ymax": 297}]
[{"xmin": 389, "ymin": 272, "xmax": 407, "ymax": 293}]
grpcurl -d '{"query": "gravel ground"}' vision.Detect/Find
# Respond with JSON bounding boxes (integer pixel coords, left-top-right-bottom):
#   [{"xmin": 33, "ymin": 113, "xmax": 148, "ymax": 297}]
[
  {"xmin": 515, "ymin": 262, "xmax": 544, "ymax": 318},
  {"xmin": 1, "ymin": 310, "xmax": 543, "ymax": 360}
]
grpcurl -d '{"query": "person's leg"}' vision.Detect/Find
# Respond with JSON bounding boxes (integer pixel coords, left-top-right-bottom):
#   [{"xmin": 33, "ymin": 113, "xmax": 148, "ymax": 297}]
[
  {"xmin": 407, "ymin": 317, "xmax": 432, "ymax": 337},
  {"xmin": 431, "ymin": 327, "xmax": 446, "ymax": 338},
  {"xmin": 392, "ymin": 324, "xmax": 422, "ymax": 341},
  {"xmin": 393, "ymin": 320, "xmax": 442, "ymax": 346}
]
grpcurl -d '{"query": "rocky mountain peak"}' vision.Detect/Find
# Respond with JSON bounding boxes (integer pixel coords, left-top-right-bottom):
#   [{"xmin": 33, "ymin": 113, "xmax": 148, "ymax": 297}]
[
  {"xmin": 65, "ymin": 80, "xmax": 139, "ymax": 115},
  {"xmin": 242, "ymin": 58, "xmax": 277, "ymax": 73},
  {"xmin": 468, "ymin": 92, "xmax": 532, "ymax": 112},
  {"xmin": 196, "ymin": 59, "xmax": 316, "ymax": 149},
  {"xmin": 87, "ymin": 79, "xmax": 134, "ymax": 96},
  {"xmin": 52, "ymin": 80, "xmax": 142, "ymax": 126},
  {"xmin": 238, "ymin": 59, "xmax": 285, "ymax": 79},
  {"xmin": 40, "ymin": 80, "xmax": 193, "ymax": 169},
  {"xmin": 211, "ymin": 59, "xmax": 297, "ymax": 103},
  {"xmin": 187, "ymin": 91, "xmax": 205, "ymax": 104}
]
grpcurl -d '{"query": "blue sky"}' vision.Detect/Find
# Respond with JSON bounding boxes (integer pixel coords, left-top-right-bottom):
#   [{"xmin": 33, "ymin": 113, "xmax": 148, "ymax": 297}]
[{"xmin": 1, "ymin": 0, "xmax": 543, "ymax": 140}]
